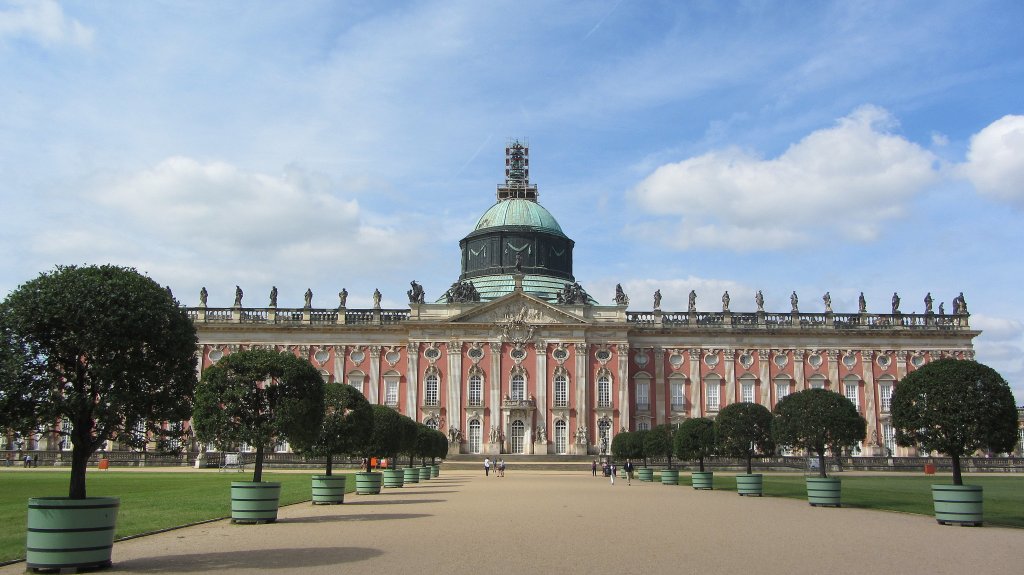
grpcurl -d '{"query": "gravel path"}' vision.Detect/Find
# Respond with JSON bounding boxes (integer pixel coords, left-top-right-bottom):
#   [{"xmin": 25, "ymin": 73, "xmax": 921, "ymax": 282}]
[{"xmin": 5, "ymin": 471, "xmax": 1020, "ymax": 574}]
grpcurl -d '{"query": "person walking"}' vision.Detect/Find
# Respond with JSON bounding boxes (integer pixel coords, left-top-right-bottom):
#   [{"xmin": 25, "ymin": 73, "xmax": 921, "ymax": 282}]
[
  {"xmin": 609, "ymin": 462, "xmax": 616, "ymax": 485},
  {"xmin": 484, "ymin": 457, "xmax": 491, "ymax": 477},
  {"xmin": 498, "ymin": 458, "xmax": 506, "ymax": 477},
  {"xmin": 592, "ymin": 460, "xmax": 597, "ymax": 477},
  {"xmin": 625, "ymin": 460, "xmax": 635, "ymax": 486}
]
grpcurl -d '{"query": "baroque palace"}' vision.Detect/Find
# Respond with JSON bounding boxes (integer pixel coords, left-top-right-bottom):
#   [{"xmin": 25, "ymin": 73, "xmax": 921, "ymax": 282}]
[{"xmin": 184, "ymin": 141, "xmax": 991, "ymax": 459}]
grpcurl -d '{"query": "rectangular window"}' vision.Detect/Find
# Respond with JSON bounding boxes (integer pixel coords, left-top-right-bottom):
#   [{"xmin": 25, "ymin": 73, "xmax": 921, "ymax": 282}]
[
  {"xmin": 384, "ymin": 377, "xmax": 399, "ymax": 406},
  {"xmin": 706, "ymin": 384, "xmax": 719, "ymax": 411},
  {"xmin": 635, "ymin": 382, "xmax": 649, "ymax": 410},
  {"xmin": 883, "ymin": 423, "xmax": 895, "ymax": 455},
  {"xmin": 425, "ymin": 375, "xmax": 439, "ymax": 406},
  {"xmin": 469, "ymin": 376, "xmax": 483, "ymax": 406},
  {"xmin": 879, "ymin": 384, "xmax": 892, "ymax": 412},
  {"xmin": 637, "ymin": 420, "xmax": 650, "ymax": 431},
  {"xmin": 670, "ymin": 381, "xmax": 685, "ymax": 409},
  {"xmin": 776, "ymin": 382, "xmax": 790, "ymax": 402},
  {"xmin": 554, "ymin": 376, "xmax": 568, "ymax": 407},
  {"xmin": 844, "ymin": 383, "xmax": 859, "ymax": 407},
  {"xmin": 347, "ymin": 374, "xmax": 363, "ymax": 392},
  {"xmin": 741, "ymin": 382, "xmax": 754, "ymax": 403},
  {"xmin": 598, "ymin": 376, "xmax": 611, "ymax": 408}
]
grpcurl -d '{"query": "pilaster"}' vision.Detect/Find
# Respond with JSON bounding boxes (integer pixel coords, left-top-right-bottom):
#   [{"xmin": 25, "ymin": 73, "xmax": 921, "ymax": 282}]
[
  {"xmin": 723, "ymin": 349, "xmax": 736, "ymax": 407},
  {"xmin": 654, "ymin": 346, "xmax": 665, "ymax": 426},
  {"xmin": 689, "ymin": 348, "xmax": 702, "ymax": 418},
  {"xmin": 618, "ymin": 343, "xmax": 631, "ymax": 430},
  {"xmin": 368, "ymin": 346, "xmax": 381, "ymax": 405}
]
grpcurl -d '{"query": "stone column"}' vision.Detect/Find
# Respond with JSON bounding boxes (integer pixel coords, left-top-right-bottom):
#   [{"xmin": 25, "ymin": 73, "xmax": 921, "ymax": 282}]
[
  {"xmin": 574, "ymin": 343, "xmax": 589, "ymax": 454},
  {"xmin": 689, "ymin": 348, "xmax": 702, "ymax": 418},
  {"xmin": 406, "ymin": 343, "xmax": 419, "ymax": 419},
  {"xmin": 653, "ymin": 347, "xmax": 665, "ymax": 426},
  {"xmin": 618, "ymin": 343, "xmax": 631, "ymax": 430},
  {"xmin": 794, "ymin": 349, "xmax": 806, "ymax": 392},
  {"xmin": 827, "ymin": 349, "xmax": 840, "ymax": 389},
  {"xmin": 724, "ymin": 349, "xmax": 736, "ymax": 407},
  {"xmin": 860, "ymin": 350, "xmax": 877, "ymax": 451},
  {"xmin": 535, "ymin": 340, "xmax": 548, "ymax": 453},
  {"xmin": 447, "ymin": 340, "xmax": 462, "ymax": 432},
  {"xmin": 368, "ymin": 346, "xmax": 381, "ymax": 405},
  {"xmin": 489, "ymin": 341, "xmax": 502, "ymax": 453},
  {"xmin": 758, "ymin": 350, "xmax": 771, "ymax": 407}
]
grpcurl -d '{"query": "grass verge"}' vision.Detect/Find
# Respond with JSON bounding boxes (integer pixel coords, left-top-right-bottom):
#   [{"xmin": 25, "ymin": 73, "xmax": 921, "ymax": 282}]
[
  {"xmin": 0, "ymin": 470, "xmax": 348, "ymax": 563},
  {"xmin": 652, "ymin": 471, "xmax": 1024, "ymax": 527}
]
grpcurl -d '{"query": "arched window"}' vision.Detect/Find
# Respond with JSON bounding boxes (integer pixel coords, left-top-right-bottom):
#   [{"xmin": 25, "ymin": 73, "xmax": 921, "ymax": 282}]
[
  {"xmin": 704, "ymin": 374, "xmax": 721, "ymax": 411},
  {"xmin": 598, "ymin": 418, "xmax": 612, "ymax": 454},
  {"xmin": 468, "ymin": 374, "xmax": 483, "ymax": 406},
  {"xmin": 425, "ymin": 373, "xmax": 439, "ymax": 406},
  {"xmin": 637, "ymin": 420, "xmax": 651, "ymax": 431},
  {"xmin": 553, "ymin": 373, "xmax": 569, "ymax": 407},
  {"xmin": 633, "ymin": 373, "xmax": 650, "ymax": 410},
  {"xmin": 808, "ymin": 374, "xmax": 827, "ymax": 390},
  {"xmin": 554, "ymin": 420, "xmax": 568, "ymax": 454},
  {"xmin": 597, "ymin": 373, "xmax": 612, "ymax": 408},
  {"xmin": 510, "ymin": 420, "xmax": 526, "ymax": 453},
  {"xmin": 425, "ymin": 417, "xmax": 439, "ymax": 430},
  {"xmin": 511, "ymin": 373, "xmax": 526, "ymax": 400},
  {"xmin": 346, "ymin": 370, "xmax": 365, "ymax": 392},
  {"xmin": 739, "ymin": 374, "xmax": 757, "ymax": 403},
  {"xmin": 468, "ymin": 419, "xmax": 482, "ymax": 454}
]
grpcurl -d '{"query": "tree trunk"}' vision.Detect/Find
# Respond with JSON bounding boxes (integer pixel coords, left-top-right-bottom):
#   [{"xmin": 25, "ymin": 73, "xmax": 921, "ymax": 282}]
[
  {"xmin": 325, "ymin": 454, "xmax": 333, "ymax": 476},
  {"xmin": 364, "ymin": 457, "xmax": 372, "ymax": 473},
  {"xmin": 745, "ymin": 453, "xmax": 753, "ymax": 475},
  {"xmin": 951, "ymin": 454, "xmax": 963, "ymax": 486},
  {"xmin": 69, "ymin": 445, "xmax": 91, "ymax": 499},
  {"xmin": 818, "ymin": 451, "xmax": 827, "ymax": 478},
  {"xmin": 698, "ymin": 456, "xmax": 705, "ymax": 472},
  {"xmin": 253, "ymin": 446, "xmax": 265, "ymax": 483}
]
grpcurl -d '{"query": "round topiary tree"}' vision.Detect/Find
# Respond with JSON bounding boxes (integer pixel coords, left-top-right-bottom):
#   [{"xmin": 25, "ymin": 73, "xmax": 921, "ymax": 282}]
[
  {"xmin": 632, "ymin": 429, "xmax": 650, "ymax": 467},
  {"xmin": 891, "ymin": 358, "xmax": 1018, "ymax": 486},
  {"xmin": 193, "ymin": 349, "xmax": 325, "ymax": 483},
  {"xmin": 644, "ymin": 424, "xmax": 676, "ymax": 469},
  {"xmin": 716, "ymin": 402, "xmax": 774, "ymax": 475},
  {"xmin": 772, "ymin": 388, "xmax": 866, "ymax": 478},
  {"xmin": 674, "ymin": 418, "xmax": 716, "ymax": 472},
  {"xmin": 430, "ymin": 429, "xmax": 448, "ymax": 464},
  {"xmin": 360, "ymin": 405, "xmax": 403, "ymax": 472},
  {"xmin": 398, "ymin": 416, "xmax": 421, "ymax": 467},
  {"xmin": 0, "ymin": 265, "xmax": 197, "ymax": 499},
  {"xmin": 610, "ymin": 430, "xmax": 633, "ymax": 461},
  {"xmin": 291, "ymin": 382, "xmax": 372, "ymax": 476}
]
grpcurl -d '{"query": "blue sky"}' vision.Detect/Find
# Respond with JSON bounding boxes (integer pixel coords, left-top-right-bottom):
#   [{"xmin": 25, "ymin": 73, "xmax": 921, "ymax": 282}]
[{"xmin": 2, "ymin": 0, "xmax": 1022, "ymax": 400}]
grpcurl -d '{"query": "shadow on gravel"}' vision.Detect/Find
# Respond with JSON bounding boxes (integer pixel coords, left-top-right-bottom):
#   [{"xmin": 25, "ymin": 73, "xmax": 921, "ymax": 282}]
[
  {"xmin": 116, "ymin": 546, "xmax": 383, "ymax": 572},
  {"xmin": 283, "ymin": 513, "xmax": 432, "ymax": 523},
  {"xmin": 344, "ymin": 498, "xmax": 444, "ymax": 506}
]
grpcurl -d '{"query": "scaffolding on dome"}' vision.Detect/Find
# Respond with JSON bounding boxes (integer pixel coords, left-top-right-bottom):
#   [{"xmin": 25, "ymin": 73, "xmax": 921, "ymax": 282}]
[{"xmin": 497, "ymin": 138, "xmax": 539, "ymax": 201}]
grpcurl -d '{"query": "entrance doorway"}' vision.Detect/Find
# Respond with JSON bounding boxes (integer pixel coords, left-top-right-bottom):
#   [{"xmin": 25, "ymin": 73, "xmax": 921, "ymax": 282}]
[{"xmin": 510, "ymin": 420, "xmax": 525, "ymax": 454}]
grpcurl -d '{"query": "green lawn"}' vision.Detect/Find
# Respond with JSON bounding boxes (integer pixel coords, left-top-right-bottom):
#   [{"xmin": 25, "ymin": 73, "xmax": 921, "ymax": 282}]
[
  {"xmin": 654, "ymin": 472, "xmax": 1024, "ymax": 527},
  {"xmin": 0, "ymin": 471, "xmax": 335, "ymax": 563}
]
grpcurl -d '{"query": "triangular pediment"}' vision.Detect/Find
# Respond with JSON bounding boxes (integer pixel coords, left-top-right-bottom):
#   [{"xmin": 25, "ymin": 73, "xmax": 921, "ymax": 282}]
[{"xmin": 447, "ymin": 291, "xmax": 587, "ymax": 326}]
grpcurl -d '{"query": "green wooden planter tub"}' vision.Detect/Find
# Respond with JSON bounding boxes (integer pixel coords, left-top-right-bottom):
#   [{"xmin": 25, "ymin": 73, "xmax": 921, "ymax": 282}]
[
  {"xmin": 637, "ymin": 468, "xmax": 654, "ymax": 482},
  {"xmin": 403, "ymin": 467, "xmax": 420, "ymax": 484},
  {"xmin": 661, "ymin": 470, "xmax": 679, "ymax": 485},
  {"xmin": 735, "ymin": 473, "xmax": 763, "ymax": 496},
  {"xmin": 382, "ymin": 469, "xmax": 404, "ymax": 488},
  {"xmin": 26, "ymin": 496, "xmax": 119, "ymax": 572},
  {"xmin": 932, "ymin": 484, "xmax": 983, "ymax": 526},
  {"xmin": 311, "ymin": 475, "xmax": 346, "ymax": 505},
  {"xmin": 431, "ymin": 465, "xmax": 440, "ymax": 477},
  {"xmin": 418, "ymin": 466, "xmax": 431, "ymax": 481},
  {"xmin": 806, "ymin": 477, "xmax": 841, "ymax": 507},
  {"xmin": 230, "ymin": 482, "xmax": 281, "ymax": 523},
  {"xmin": 355, "ymin": 471, "xmax": 383, "ymax": 494},
  {"xmin": 691, "ymin": 471, "xmax": 714, "ymax": 490}
]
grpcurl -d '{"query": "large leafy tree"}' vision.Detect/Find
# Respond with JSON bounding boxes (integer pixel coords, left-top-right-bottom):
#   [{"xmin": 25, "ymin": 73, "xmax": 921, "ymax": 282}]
[
  {"xmin": 644, "ymin": 424, "xmax": 677, "ymax": 469},
  {"xmin": 773, "ymin": 389, "xmax": 866, "ymax": 478},
  {"xmin": 0, "ymin": 265, "xmax": 197, "ymax": 499},
  {"xmin": 716, "ymin": 402, "xmax": 774, "ymax": 475},
  {"xmin": 193, "ymin": 349, "xmax": 325, "ymax": 483},
  {"xmin": 291, "ymin": 382, "xmax": 372, "ymax": 476},
  {"xmin": 891, "ymin": 358, "xmax": 1018, "ymax": 485},
  {"xmin": 674, "ymin": 418, "xmax": 716, "ymax": 472},
  {"xmin": 360, "ymin": 405, "xmax": 404, "ymax": 472}
]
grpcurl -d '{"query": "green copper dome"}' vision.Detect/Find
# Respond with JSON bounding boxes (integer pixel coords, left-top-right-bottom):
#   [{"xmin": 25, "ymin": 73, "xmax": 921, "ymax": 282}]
[{"xmin": 473, "ymin": 199, "xmax": 566, "ymax": 237}]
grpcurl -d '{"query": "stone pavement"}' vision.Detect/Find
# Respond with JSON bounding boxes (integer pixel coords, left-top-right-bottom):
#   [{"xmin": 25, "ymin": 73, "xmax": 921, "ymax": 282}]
[{"xmin": 4, "ymin": 471, "xmax": 1020, "ymax": 574}]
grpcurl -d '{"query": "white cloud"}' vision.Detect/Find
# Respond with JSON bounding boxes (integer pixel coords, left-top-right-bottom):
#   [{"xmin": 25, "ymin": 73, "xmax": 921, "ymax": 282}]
[
  {"xmin": 0, "ymin": 0, "xmax": 93, "ymax": 47},
  {"xmin": 629, "ymin": 106, "xmax": 940, "ymax": 250},
  {"xmin": 961, "ymin": 115, "xmax": 1024, "ymax": 206}
]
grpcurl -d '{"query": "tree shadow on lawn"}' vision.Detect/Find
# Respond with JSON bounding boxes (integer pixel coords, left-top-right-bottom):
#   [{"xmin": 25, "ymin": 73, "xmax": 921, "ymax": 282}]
[
  {"xmin": 283, "ymin": 512, "xmax": 432, "ymax": 523},
  {"xmin": 117, "ymin": 546, "xmax": 383, "ymax": 572}
]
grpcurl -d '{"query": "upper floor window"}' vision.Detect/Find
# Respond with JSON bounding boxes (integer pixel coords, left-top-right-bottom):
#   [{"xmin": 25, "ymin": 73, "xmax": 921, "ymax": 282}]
[
  {"xmin": 511, "ymin": 374, "xmax": 525, "ymax": 401},
  {"xmin": 670, "ymin": 375, "xmax": 685, "ymax": 409},
  {"xmin": 554, "ymin": 374, "xmax": 568, "ymax": 407},
  {"xmin": 597, "ymin": 374, "xmax": 612, "ymax": 408},
  {"xmin": 425, "ymin": 373, "xmax": 439, "ymax": 406},
  {"xmin": 469, "ymin": 374, "xmax": 483, "ymax": 406},
  {"xmin": 635, "ymin": 379, "xmax": 650, "ymax": 409}
]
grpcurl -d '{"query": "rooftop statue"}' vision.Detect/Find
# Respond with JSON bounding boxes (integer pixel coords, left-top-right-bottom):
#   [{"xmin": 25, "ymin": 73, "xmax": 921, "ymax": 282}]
[
  {"xmin": 557, "ymin": 282, "xmax": 590, "ymax": 305},
  {"xmin": 339, "ymin": 288, "xmax": 348, "ymax": 307},
  {"xmin": 891, "ymin": 292, "xmax": 900, "ymax": 314},
  {"xmin": 653, "ymin": 289, "xmax": 662, "ymax": 310},
  {"xmin": 924, "ymin": 292, "xmax": 933, "ymax": 314},
  {"xmin": 688, "ymin": 290, "xmax": 697, "ymax": 312},
  {"xmin": 859, "ymin": 292, "xmax": 867, "ymax": 313},
  {"xmin": 823, "ymin": 291, "xmax": 832, "ymax": 313},
  {"xmin": 373, "ymin": 289, "xmax": 382, "ymax": 309},
  {"xmin": 234, "ymin": 285, "xmax": 243, "ymax": 307},
  {"xmin": 953, "ymin": 292, "xmax": 968, "ymax": 314},
  {"xmin": 445, "ymin": 280, "xmax": 480, "ymax": 303},
  {"xmin": 790, "ymin": 291, "xmax": 798, "ymax": 313},
  {"xmin": 614, "ymin": 283, "xmax": 629, "ymax": 306},
  {"xmin": 722, "ymin": 290, "xmax": 730, "ymax": 312},
  {"xmin": 407, "ymin": 280, "xmax": 425, "ymax": 304},
  {"xmin": 755, "ymin": 290, "xmax": 764, "ymax": 312},
  {"xmin": 304, "ymin": 288, "xmax": 313, "ymax": 308},
  {"xmin": 269, "ymin": 286, "xmax": 278, "ymax": 307},
  {"xmin": 199, "ymin": 286, "xmax": 208, "ymax": 306}
]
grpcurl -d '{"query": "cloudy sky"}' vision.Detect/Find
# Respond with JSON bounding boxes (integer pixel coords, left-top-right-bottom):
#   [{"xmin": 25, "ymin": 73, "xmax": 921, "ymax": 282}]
[{"xmin": 2, "ymin": 1, "xmax": 1022, "ymax": 400}]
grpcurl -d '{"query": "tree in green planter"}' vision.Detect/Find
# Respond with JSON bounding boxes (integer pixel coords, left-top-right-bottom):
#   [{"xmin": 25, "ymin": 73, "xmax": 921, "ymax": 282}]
[
  {"xmin": 433, "ymin": 429, "xmax": 448, "ymax": 463},
  {"xmin": 193, "ymin": 349, "xmax": 325, "ymax": 483},
  {"xmin": 0, "ymin": 265, "xmax": 197, "ymax": 499},
  {"xmin": 644, "ymin": 424, "xmax": 677, "ymax": 469},
  {"xmin": 716, "ymin": 402, "xmax": 774, "ymax": 475},
  {"xmin": 291, "ymin": 382, "xmax": 372, "ymax": 476},
  {"xmin": 611, "ymin": 431, "xmax": 644, "ymax": 464},
  {"xmin": 772, "ymin": 389, "xmax": 866, "ymax": 478},
  {"xmin": 399, "ymin": 417, "xmax": 422, "ymax": 467},
  {"xmin": 632, "ymin": 429, "xmax": 650, "ymax": 466},
  {"xmin": 360, "ymin": 405, "xmax": 403, "ymax": 472},
  {"xmin": 674, "ymin": 418, "xmax": 716, "ymax": 472},
  {"xmin": 414, "ymin": 424, "xmax": 437, "ymax": 465},
  {"xmin": 891, "ymin": 358, "xmax": 1017, "ymax": 485}
]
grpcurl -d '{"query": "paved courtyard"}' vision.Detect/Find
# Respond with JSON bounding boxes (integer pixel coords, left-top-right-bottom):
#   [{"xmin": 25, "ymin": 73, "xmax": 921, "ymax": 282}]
[{"xmin": 4, "ymin": 471, "xmax": 1020, "ymax": 574}]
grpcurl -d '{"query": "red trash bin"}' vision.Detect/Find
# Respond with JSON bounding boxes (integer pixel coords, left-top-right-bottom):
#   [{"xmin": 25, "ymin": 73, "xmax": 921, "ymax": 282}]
[
  {"xmin": 924, "ymin": 463, "xmax": 936, "ymax": 475},
  {"xmin": 98, "ymin": 458, "xmax": 110, "ymax": 470}
]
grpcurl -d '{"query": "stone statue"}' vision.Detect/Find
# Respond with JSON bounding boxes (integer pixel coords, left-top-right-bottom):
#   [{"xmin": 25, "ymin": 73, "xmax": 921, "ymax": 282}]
[
  {"xmin": 790, "ymin": 291, "xmax": 798, "ymax": 313},
  {"xmin": 234, "ymin": 285, "xmax": 243, "ymax": 307},
  {"xmin": 536, "ymin": 425, "xmax": 546, "ymax": 443},
  {"xmin": 823, "ymin": 291, "xmax": 832, "ymax": 313},
  {"xmin": 953, "ymin": 292, "xmax": 968, "ymax": 314},
  {"xmin": 448, "ymin": 426, "xmax": 462, "ymax": 444},
  {"xmin": 939, "ymin": 302, "xmax": 945, "ymax": 315},
  {"xmin": 269, "ymin": 286, "xmax": 278, "ymax": 307},
  {"xmin": 755, "ymin": 290, "xmax": 764, "ymax": 312},
  {"xmin": 489, "ymin": 426, "xmax": 499, "ymax": 443},
  {"xmin": 575, "ymin": 426, "xmax": 588, "ymax": 445},
  {"xmin": 688, "ymin": 290, "xmax": 697, "ymax": 312},
  {"xmin": 891, "ymin": 292, "xmax": 900, "ymax": 314},
  {"xmin": 722, "ymin": 290, "xmax": 730, "ymax": 312},
  {"xmin": 653, "ymin": 289, "xmax": 662, "ymax": 310},
  {"xmin": 199, "ymin": 286, "xmax": 208, "ymax": 306},
  {"xmin": 444, "ymin": 280, "xmax": 480, "ymax": 303},
  {"xmin": 558, "ymin": 282, "xmax": 590, "ymax": 305},
  {"xmin": 858, "ymin": 292, "xmax": 867, "ymax": 313},
  {"xmin": 514, "ymin": 253, "xmax": 523, "ymax": 273},
  {"xmin": 373, "ymin": 289, "xmax": 382, "ymax": 309},
  {"xmin": 407, "ymin": 281, "xmax": 425, "ymax": 304},
  {"xmin": 339, "ymin": 288, "xmax": 348, "ymax": 307},
  {"xmin": 614, "ymin": 284, "xmax": 629, "ymax": 306},
  {"xmin": 304, "ymin": 288, "xmax": 313, "ymax": 308},
  {"xmin": 924, "ymin": 292, "xmax": 933, "ymax": 314}
]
